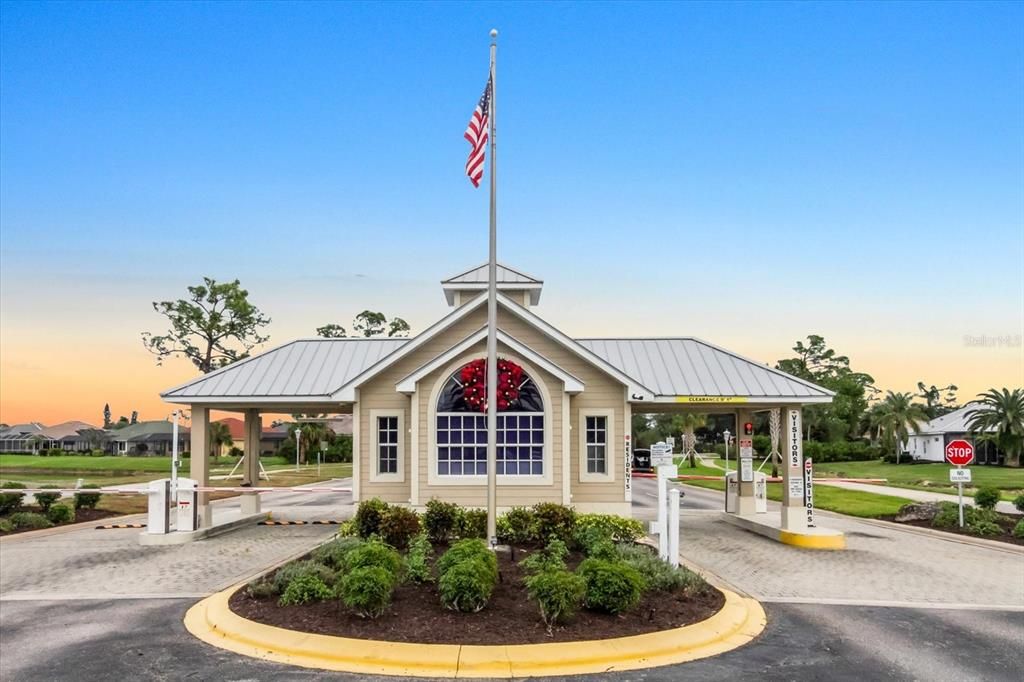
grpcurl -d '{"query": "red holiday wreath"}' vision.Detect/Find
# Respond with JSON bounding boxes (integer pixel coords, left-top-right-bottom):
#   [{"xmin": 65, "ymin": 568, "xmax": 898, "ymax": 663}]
[{"xmin": 460, "ymin": 357, "xmax": 524, "ymax": 412}]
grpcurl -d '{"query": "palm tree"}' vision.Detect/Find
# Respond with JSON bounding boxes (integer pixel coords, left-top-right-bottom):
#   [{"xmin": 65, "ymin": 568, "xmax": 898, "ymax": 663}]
[
  {"xmin": 965, "ymin": 388, "xmax": 1024, "ymax": 467},
  {"xmin": 208, "ymin": 422, "xmax": 233, "ymax": 457},
  {"xmin": 288, "ymin": 416, "xmax": 334, "ymax": 465},
  {"xmin": 871, "ymin": 391, "xmax": 929, "ymax": 464},
  {"xmin": 675, "ymin": 413, "xmax": 709, "ymax": 468}
]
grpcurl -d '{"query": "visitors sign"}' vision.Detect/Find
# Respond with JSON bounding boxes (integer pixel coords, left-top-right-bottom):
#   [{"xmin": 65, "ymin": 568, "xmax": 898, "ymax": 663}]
[
  {"xmin": 804, "ymin": 457, "xmax": 815, "ymax": 527},
  {"xmin": 945, "ymin": 439, "xmax": 974, "ymax": 467}
]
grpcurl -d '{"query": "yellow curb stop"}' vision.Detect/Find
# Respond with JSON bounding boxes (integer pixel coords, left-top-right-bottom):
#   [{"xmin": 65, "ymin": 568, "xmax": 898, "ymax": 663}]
[{"xmin": 184, "ymin": 584, "xmax": 766, "ymax": 678}]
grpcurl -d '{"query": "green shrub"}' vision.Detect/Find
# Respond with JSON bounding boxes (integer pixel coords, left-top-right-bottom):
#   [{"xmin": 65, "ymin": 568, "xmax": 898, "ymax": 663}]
[
  {"xmin": 1014, "ymin": 519, "xmax": 1024, "ymax": 539},
  {"xmin": 525, "ymin": 568, "xmax": 586, "ymax": 628},
  {"xmin": 0, "ymin": 482, "xmax": 27, "ymax": 515},
  {"xmin": 73, "ymin": 484, "xmax": 102, "ymax": 511},
  {"xmin": 437, "ymin": 539, "xmax": 495, "ymax": 578},
  {"xmin": 33, "ymin": 485, "xmax": 61, "ymax": 512},
  {"xmin": 968, "ymin": 520, "xmax": 1002, "ymax": 537},
  {"xmin": 577, "ymin": 558, "xmax": 644, "ymax": 614},
  {"xmin": 974, "ymin": 487, "xmax": 1000, "ymax": 511},
  {"xmin": 616, "ymin": 544, "xmax": 707, "ymax": 594},
  {"xmin": 9, "ymin": 511, "xmax": 53, "ymax": 531},
  {"xmin": 405, "ymin": 533, "xmax": 434, "ymax": 583},
  {"xmin": 439, "ymin": 557, "xmax": 497, "ymax": 612},
  {"xmin": 1013, "ymin": 494, "xmax": 1024, "ymax": 514},
  {"xmin": 311, "ymin": 536, "xmax": 364, "ymax": 569},
  {"xmin": 458, "ymin": 508, "xmax": 488, "ymax": 539},
  {"xmin": 379, "ymin": 506, "xmax": 421, "ymax": 549},
  {"xmin": 932, "ymin": 502, "xmax": 967, "ymax": 529},
  {"xmin": 572, "ymin": 524, "xmax": 617, "ymax": 559},
  {"xmin": 246, "ymin": 579, "xmax": 276, "ymax": 599},
  {"xmin": 279, "ymin": 574, "xmax": 333, "ymax": 606},
  {"xmin": 574, "ymin": 514, "xmax": 645, "ymax": 545},
  {"xmin": 532, "ymin": 502, "xmax": 576, "ymax": 544},
  {"xmin": 497, "ymin": 507, "xmax": 536, "ymax": 544},
  {"xmin": 46, "ymin": 504, "xmax": 75, "ymax": 525},
  {"xmin": 353, "ymin": 498, "xmax": 390, "ymax": 538},
  {"xmin": 0, "ymin": 518, "xmax": 13, "ymax": 533},
  {"xmin": 424, "ymin": 499, "xmax": 462, "ymax": 542},
  {"xmin": 520, "ymin": 538, "xmax": 569, "ymax": 575},
  {"xmin": 341, "ymin": 565, "xmax": 395, "ymax": 618},
  {"xmin": 336, "ymin": 519, "xmax": 358, "ymax": 537},
  {"xmin": 271, "ymin": 561, "xmax": 337, "ymax": 595},
  {"xmin": 342, "ymin": 538, "xmax": 402, "ymax": 579}
]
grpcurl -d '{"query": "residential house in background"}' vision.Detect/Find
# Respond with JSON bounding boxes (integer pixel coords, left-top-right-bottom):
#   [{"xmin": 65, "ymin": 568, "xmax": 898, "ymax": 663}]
[
  {"xmin": 107, "ymin": 420, "xmax": 189, "ymax": 456},
  {"xmin": 0, "ymin": 421, "xmax": 98, "ymax": 452},
  {"xmin": 907, "ymin": 403, "xmax": 1001, "ymax": 465}
]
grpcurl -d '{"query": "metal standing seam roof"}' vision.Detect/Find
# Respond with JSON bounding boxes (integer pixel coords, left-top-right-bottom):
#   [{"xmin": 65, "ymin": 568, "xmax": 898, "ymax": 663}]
[
  {"xmin": 576, "ymin": 338, "xmax": 834, "ymax": 399},
  {"xmin": 162, "ymin": 338, "xmax": 409, "ymax": 398},
  {"xmin": 441, "ymin": 263, "xmax": 543, "ymax": 284},
  {"xmin": 913, "ymin": 402, "xmax": 993, "ymax": 435}
]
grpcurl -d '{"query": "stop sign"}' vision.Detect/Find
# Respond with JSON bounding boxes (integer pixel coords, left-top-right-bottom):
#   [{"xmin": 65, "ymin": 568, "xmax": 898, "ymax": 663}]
[{"xmin": 945, "ymin": 439, "xmax": 975, "ymax": 466}]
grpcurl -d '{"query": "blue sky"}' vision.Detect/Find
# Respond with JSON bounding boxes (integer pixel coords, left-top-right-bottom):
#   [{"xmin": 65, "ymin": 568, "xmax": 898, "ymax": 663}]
[{"xmin": 1, "ymin": 1, "xmax": 1022, "ymax": 422}]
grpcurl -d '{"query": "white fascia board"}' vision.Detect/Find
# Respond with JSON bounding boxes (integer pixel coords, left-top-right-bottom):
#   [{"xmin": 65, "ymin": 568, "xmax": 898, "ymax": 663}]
[
  {"xmin": 395, "ymin": 327, "xmax": 585, "ymax": 394},
  {"xmin": 495, "ymin": 293, "xmax": 655, "ymax": 400},
  {"xmin": 639, "ymin": 395, "xmax": 835, "ymax": 405},
  {"xmin": 162, "ymin": 395, "xmax": 345, "ymax": 405},
  {"xmin": 332, "ymin": 292, "xmax": 489, "ymax": 401}
]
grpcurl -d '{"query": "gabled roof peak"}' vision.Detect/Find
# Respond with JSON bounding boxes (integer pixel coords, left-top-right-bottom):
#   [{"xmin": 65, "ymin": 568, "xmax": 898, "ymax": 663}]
[{"xmin": 441, "ymin": 263, "xmax": 543, "ymax": 306}]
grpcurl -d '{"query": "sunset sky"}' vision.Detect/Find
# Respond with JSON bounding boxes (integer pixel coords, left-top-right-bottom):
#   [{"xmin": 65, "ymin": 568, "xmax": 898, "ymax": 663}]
[{"xmin": 1, "ymin": 2, "xmax": 1022, "ymax": 427}]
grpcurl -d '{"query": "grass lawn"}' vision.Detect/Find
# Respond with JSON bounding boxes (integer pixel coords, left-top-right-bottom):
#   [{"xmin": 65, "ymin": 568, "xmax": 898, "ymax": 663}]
[
  {"xmin": 0, "ymin": 456, "xmax": 353, "ymax": 515},
  {"xmin": 809, "ymin": 460, "xmax": 1024, "ymax": 500}
]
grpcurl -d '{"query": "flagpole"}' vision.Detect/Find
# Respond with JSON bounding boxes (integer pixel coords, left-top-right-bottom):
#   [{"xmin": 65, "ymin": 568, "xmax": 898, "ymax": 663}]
[{"xmin": 486, "ymin": 28, "xmax": 498, "ymax": 544}]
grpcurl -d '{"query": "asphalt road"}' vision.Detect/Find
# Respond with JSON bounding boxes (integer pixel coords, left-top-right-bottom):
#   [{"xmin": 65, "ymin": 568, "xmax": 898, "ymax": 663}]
[{"xmin": 2, "ymin": 598, "xmax": 1021, "ymax": 681}]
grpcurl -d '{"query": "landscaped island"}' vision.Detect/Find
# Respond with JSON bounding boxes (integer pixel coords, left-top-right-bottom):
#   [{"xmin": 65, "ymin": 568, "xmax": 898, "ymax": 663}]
[{"xmin": 231, "ymin": 500, "xmax": 724, "ymax": 644}]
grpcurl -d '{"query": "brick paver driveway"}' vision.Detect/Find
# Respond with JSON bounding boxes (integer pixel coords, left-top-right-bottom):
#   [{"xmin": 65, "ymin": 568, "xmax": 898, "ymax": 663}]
[{"xmin": 675, "ymin": 500, "xmax": 1023, "ymax": 608}]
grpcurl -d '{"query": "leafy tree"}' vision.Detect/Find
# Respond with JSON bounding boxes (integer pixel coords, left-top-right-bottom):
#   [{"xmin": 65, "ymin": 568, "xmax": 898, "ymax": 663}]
[
  {"xmin": 103, "ymin": 403, "xmax": 112, "ymax": 428},
  {"xmin": 870, "ymin": 391, "xmax": 929, "ymax": 463},
  {"xmin": 776, "ymin": 335, "xmax": 875, "ymax": 442},
  {"xmin": 143, "ymin": 277, "xmax": 271, "ymax": 374},
  {"xmin": 916, "ymin": 382, "xmax": 959, "ymax": 420},
  {"xmin": 79, "ymin": 429, "xmax": 109, "ymax": 450},
  {"xmin": 287, "ymin": 417, "xmax": 335, "ymax": 464},
  {"xmin": 112, "ymin": 416, "xmax": 131, "ymax": 430},
  {"xmin": 208, "ymin": 421, "xmax": 234, "ymax": 456},
  {"xmin": 966, "ymin": 388, "xmax": 1024, "ymax": 467},
  {"xmin": 316, "ymin": 324, "xmax": 347, "ymax": 338},
  {"xmin": 317, "ymin": 311, "xmax": 411, "ymax": 339},
  {"xmin": 675, "ymin": 413, "xmax": 709, "ymax": 468}
]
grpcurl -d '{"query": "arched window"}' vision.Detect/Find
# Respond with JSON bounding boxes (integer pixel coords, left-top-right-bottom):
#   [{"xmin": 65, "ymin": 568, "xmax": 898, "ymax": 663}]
[{"xmin": 435, "ymin": 358, "xmax": 544, "ymax": 477}]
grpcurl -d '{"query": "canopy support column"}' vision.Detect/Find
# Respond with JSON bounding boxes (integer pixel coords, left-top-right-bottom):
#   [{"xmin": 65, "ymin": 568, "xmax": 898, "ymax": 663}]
[
  {"xmin": 781, "ymin": 406, "xmax": 807, "ymax": 531},
  {"xmin": 242, "ymin": 409, "xmax": 261, "ymax": 515},
  {"xmin": 190, "ymin": 406, "xmax": 211, "ymax": 528}
]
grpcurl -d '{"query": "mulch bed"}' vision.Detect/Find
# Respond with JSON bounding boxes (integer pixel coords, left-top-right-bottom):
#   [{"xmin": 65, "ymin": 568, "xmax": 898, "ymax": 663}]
[
  {"xmin": 880, "ymin": 512, "xmax": 1023, "ymax": 547},
  {"xmin": 230, "ymin": 543, "xmax": 725, "ymax": 645},
  {"xmin": 0, "ymin": 507, "xmax": 122, "ymax": 536}
]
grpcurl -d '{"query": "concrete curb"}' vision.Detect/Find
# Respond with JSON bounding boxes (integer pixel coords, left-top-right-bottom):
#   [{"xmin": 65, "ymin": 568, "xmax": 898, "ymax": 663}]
[
  {"xmin": 0, "ymin": 512, "xmax": 147, "ymax": 544},
  {"xmin": 184, "ymin": 584, "xmax": 766, "ymax": 678}
]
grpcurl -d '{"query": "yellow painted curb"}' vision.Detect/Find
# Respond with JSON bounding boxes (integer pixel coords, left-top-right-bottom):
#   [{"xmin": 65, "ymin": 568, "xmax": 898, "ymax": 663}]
[
  {"xmin": 779, "ymin": 530, "xmax": 846, "ymax": 550},
  {"xmin": 184, "ymin": 584, "xmax": 766, "ymax": 678}
]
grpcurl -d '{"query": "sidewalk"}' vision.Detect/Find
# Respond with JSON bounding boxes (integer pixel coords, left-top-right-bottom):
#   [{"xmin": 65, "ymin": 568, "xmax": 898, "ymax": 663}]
[{"xmin": 818, "ymin": 479, "xmax": 1017, "ymax": 514}]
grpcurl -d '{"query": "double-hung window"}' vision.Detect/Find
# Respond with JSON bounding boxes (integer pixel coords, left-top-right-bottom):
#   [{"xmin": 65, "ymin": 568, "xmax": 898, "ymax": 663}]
[
  {"xmin": 579, "ymin": 409, "xmax": 615, "ymax": 482},
  {"xmin": 370, "ymin": 410, "xmax": 404, "ymax": 482}
]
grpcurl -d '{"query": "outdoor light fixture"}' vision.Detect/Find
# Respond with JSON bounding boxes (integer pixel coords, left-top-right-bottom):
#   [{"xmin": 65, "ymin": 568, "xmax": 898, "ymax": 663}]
[{"xmin": 744, "ymin": 422, "xmax": 754, "ymax": 436}]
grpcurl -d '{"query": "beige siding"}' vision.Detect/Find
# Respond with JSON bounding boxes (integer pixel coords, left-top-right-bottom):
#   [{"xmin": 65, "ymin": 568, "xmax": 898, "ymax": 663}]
[{"xmin": 356, "ymin": 305, "xmax": 627, "ymax": 508}]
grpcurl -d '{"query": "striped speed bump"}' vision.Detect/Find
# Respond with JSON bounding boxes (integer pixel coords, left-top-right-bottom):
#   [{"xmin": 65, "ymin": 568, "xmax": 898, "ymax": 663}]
[
  {"xmin": 95, "ymin": 523, "xmax": 146, "ymax": 529},
  {"xmin": 258, "ymin": 520, "xmax": 342, "ymax": 526}
]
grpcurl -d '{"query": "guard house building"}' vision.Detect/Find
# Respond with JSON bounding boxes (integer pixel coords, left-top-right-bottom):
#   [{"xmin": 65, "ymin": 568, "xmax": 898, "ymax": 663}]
[{"xmin": 162, "ymin": 264, "xmax": 833, "ymax": 529}]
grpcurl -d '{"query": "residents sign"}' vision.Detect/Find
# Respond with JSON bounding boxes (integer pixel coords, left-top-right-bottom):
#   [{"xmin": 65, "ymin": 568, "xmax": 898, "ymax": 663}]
[{"xmin": 945, "ymin": 439, "xmax": 974, "ymax": 467}]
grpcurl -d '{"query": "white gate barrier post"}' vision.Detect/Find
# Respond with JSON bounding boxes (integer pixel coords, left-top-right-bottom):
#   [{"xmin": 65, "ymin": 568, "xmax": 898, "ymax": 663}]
[
  {"xmin": 146, "ymin": 479, "xmax": 170, "ymax": 535},
  {"xmin": 668, "ymin": 487, "xmax": 680, "ymax": 567},
  {"xmin": 656, "ymin": 464, "xmax": 670, "ymax": 560},
  {"xmin": 176, "ymin": 478, "xmax": 199, "ymax": 532}
]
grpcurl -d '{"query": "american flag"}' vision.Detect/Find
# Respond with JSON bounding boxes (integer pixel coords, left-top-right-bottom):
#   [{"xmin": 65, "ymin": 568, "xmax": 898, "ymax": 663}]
[{"xmin": 464, "ymin": 75, "xmax": 492, "ymax": 187}]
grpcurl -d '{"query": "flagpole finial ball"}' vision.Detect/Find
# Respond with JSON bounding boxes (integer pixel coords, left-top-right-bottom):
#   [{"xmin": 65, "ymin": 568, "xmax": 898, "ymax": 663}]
[{"xmin": 490, "ymin": 29, "xmax": 498, "ymax": 38}]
